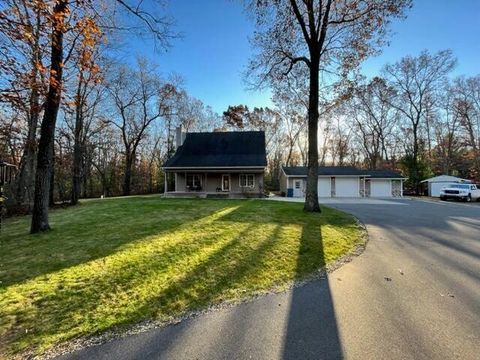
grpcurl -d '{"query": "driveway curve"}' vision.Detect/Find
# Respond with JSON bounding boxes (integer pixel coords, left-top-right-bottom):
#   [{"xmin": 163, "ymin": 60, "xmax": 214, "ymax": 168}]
[{"xmin": 58, "ymin": 198, "xmax": 480, "ymax": 360}]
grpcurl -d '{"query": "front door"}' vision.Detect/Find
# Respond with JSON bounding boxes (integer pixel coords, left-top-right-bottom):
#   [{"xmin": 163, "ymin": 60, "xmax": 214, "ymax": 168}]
[
  {"xmin": 293, "ymin": 179, "xmax": 303, "ymax": 197},
  {"xmin": 222, "ymin": 174, "xmax": 230, "ymax": 192}
]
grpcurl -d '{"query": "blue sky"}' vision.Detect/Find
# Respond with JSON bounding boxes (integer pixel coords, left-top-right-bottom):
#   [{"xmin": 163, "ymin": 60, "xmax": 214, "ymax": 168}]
[{"xmin": 126, "ymin": 0, "xmax": 480, "ymax": 114}]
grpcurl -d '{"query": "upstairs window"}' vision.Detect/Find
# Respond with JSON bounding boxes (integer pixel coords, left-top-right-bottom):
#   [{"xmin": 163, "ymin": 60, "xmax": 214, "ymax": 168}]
[{"xmin": 240, "ymin": 174, "xmax": 255, "ymax": 188}]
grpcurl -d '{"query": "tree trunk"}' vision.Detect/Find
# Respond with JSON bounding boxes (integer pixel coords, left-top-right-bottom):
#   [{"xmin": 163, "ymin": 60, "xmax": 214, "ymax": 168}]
[
  {"xmin": 83, "ymin": 154, "xmax": 89, "ymax": 198},
  {"xmin": 123, "ymin": 151, "xmax": 134, "ymax": 196},
  {"xmin": 15, "ymin": 39, "xmax": 41, "ymax": 208},
  {"xmin": 31, "ymin": 0, "xmax": 67, "ymax": 233},
  {"xmin": 464, "ymin": 115, "xmax": 480, "ymax": 181},
  {"xmin": 49, "ymin": 145, "xmax": 55, "ymax": 207},
  {"xmin": 71, "ymin": 74, "xmax": 84, "ymax": 205},
  {"xmin": 15, "ymin": 133, "xmax": 37, "ymax": 208},
  {"xmin": 101, "ymin": 171, "xmax": 107, "ymax": 197},
  {"xmin": 412, "ymin": 122, "xmax": 420, "ymax": 195},
  {"xmin": 304, "ymin": 55, "xmax": 320, "ymax": 212}
]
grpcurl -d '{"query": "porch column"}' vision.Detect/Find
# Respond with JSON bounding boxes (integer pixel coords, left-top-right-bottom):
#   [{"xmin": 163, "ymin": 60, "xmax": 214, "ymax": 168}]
[
  {"xmin": 164, "ymin": 172, "xmax": 168, "ymax": 195},
  {"xmin": 205, "ymin": 172, "xmax": 207, "ymax": 193}
]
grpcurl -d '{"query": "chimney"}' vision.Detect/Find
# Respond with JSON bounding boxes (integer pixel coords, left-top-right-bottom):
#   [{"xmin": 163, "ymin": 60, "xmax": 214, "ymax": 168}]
[{"xmin": 176, "ymin": 126, "xmax": 186, "ymax": 148}]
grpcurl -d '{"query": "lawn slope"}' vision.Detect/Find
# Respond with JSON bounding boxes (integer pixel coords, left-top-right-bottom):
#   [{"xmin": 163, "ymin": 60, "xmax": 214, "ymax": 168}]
[{"xmin": 0, "ymin": 196, "xmax": 364, "ymax": 357}]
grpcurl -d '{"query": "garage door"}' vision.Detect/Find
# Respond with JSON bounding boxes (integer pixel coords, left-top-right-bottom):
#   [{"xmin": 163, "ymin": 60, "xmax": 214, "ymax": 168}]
[
  {"xmin": 370, "ymin": 180, "xmax": 391, "ymax": 197},
  {"xmin": 318, "ymin": 177, "xmax": 331, "ymax": 197},
  {"xmin": 430, "ymin": 182, "xmax": 450, "ymax": 197},
  {"xmin": 336, "ymin": 178, "xmax": 360, "ymax": 197}
]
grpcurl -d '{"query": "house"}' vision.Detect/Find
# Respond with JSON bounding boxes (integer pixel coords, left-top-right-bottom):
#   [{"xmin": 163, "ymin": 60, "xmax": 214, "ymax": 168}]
[
  {"xmin": 280, "ymin": 166, "xmax": 405, "ymax": 198},
  {"xmin": 162, "ymin": 128, "xmax": 267, "ymax": 198},
  {"xmin": 420, "ymin": 175, "xmax": 472, "ymax": 197}
]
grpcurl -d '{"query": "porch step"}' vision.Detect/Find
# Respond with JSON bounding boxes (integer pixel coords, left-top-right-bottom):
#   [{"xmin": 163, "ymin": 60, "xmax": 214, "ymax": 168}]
[{"xmin": 206, "ymin": 193, "xmax": 230, "ymax": 199}]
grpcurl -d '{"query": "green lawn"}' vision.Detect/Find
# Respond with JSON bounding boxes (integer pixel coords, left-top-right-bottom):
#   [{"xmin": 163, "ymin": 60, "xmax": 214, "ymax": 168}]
[{"xmin": 0, "ymin": 196, "xmax": 364, "ymax": 357}]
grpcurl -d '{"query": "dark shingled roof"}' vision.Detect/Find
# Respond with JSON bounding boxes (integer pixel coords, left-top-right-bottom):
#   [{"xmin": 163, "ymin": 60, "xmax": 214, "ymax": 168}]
[
  {"xmin": 358, "ymin": 169, "xmax": 404, "ymax": 178},
  {"xmin": 163, "ymin": 131, "xmax": 267, "ymax": 168},
  {"xmin": 283, "ymin": 166, "xmax": 403, "ymax": 178},
  {"xmin": 283, "ymin": 166, "xmax": 364, "ymax": 176}
]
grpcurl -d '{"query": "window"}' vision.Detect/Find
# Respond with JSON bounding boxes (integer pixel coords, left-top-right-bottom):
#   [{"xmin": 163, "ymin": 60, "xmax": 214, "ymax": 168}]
[
  {"xmin": 294, "ymin": 180, "xmax": 301, "ymax": 189},
  {"xmin": 186, "ymin": 174, "xmax": 201, "ymax": 188},
  {"xmin": 239, "ymin": 174, "xmax": 255, "ymax": 188}
]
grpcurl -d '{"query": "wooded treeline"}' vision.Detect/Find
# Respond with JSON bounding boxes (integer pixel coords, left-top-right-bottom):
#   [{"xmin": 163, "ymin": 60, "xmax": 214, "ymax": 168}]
[{"xmin": 1, "ymin": 2, "xmax": 479, "ymax": 221}]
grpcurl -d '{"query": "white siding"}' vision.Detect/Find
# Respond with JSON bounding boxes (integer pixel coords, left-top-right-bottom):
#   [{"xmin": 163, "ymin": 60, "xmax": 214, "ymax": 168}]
[
  {"xmin": 283, "ymin": 174, "xmax": 401, "ymax": 198},
  {"xmin": 370, "ymin": 180, "xmax": 392, "ymax": 197},
  {"xmin": 318, "ymin": 177, "xmax": 331, "ymax": 197},
  {"xmin": 336, "ymin": 178, "xmax": 360, "ymax": 197}
]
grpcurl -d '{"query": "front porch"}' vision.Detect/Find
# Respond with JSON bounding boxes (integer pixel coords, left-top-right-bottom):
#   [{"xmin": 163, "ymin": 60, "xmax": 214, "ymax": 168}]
[
  {"xmin": 163, "ymin": 191, "xmax": 263, "ymax": 199},
  {"xmin": 164, "ymin": 170, "xmax": 265, "ymax": 198}
]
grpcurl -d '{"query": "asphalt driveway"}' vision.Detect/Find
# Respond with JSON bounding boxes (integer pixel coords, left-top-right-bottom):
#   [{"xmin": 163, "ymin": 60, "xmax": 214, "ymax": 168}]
[{"xmin": 58, "ymin": 198, "xmax": 480, "ymax": 360}]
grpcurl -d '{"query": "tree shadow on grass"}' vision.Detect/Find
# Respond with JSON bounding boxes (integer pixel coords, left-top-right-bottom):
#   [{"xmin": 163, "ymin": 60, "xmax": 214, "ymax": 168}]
[
  {"xmin": 281, "ymin": 220, "xmax": 343, "ymax": 359},
  {"xmin": 149, "ymin": 207, "xmax": 345, "ymax": 360},
  {"xmin": 56, "ymin": 207, "xmax": 345, "ymax": 360},
  {"xmin": 2, "ymin": 211, "xmax": 281, "ymax": 356},
  {"xmin": 55, "ymin": 222, "xmax": 284, "ymax": 360},
  {"xmin": 0, "ymin": 198, "xmax": 243, "ymax": 287},
  {"xmin": 133, "ymin": 223, "xmax": 284, "ymax": 321}
]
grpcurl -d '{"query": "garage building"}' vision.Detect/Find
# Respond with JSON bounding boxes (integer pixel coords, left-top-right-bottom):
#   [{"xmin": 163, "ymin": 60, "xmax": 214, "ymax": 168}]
[
  {"xmin": 280, "ymin": 166, "xmax": 405, "ymax": 198},
  {"xmin": 420, "ymin": 175, "xmax": 472, "ymax": 197}
]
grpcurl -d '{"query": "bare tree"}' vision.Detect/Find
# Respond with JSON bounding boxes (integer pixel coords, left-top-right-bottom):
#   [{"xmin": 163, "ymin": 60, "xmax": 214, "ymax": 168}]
[
  {"xmin": 0, "ymin": 0, "xmax": 49, "ymax": 208},
  {"xmin": 68, "ymin": 44, "xmax": 105, "ymax": 205},
  {"xmin": 283, "ymin": 111, "xmax": 306, "ymax": 166},
  {"xmin": 272, "ymin": 78, "xmax": 308, "ymax": 167},
  {"xmin": 89, "ymin": 123, "xmax": 122, "ymax": 197},
  {"xmin": 350, "ymin": 77, "xmax": 398, "ymax": 169},
  {"xmin": 383, "ymin": 50, "xmax": 456, "ymax": 192},
  {"xmin": 0, "ymin": 111, "xmax": 23, "ymax": 164},
  {"xmin": 247, "ymin": 0, "xmax": 411, "ymax": 211},
  {"xmin": 106, "ymin": 60, "xmax": 178, "ymax": 196},
  {"xmin": 328, "ymin": 114, "xmax": 351, "ymax": 166},
  {"xmin": 453, "ymin": 75, "xmax": 480, "ymax": 180},
  {"xmin": 429, "ymin": 80, "xmax": 461, "ymax": 175},
  {"xmin": 30, "ymin": 0, "xmax": 69, "ymax": 233},
  {"xmin": 27, "ymin": 0, "xmax": 175, "ymax": 232}
]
